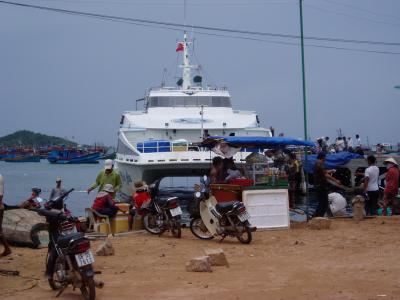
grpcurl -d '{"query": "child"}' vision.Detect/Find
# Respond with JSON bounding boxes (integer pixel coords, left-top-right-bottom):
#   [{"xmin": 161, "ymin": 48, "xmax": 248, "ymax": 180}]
[{"xmin": 130, "ymin": 181, "xmax": 151, "ymax": 230}]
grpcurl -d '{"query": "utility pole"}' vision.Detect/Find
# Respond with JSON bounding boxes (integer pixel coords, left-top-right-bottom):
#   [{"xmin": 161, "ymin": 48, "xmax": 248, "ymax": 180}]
[
  {"xmin": 299, "ymin": 0, "xmax": 308, "ymax": 142},
  {"xmin": 299, "ymin": 0, "xmax": 310, "ymax": 220}
]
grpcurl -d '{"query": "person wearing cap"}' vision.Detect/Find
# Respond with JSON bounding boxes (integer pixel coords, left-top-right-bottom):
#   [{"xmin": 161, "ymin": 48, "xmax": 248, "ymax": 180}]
[
  {"xmin": 19, "ymin": 188, "xmax": 43, "ymax": 209},
  {"xmin": 0, "ymin": 174, "xmax": 11, "ymax": 256},
  {"xmin": 49, "ymin": 177, "xmax": 67, "ymax": 202},
  {"xmin": 382, "ymin": 157, "xmax": 399, "ymax": 216},
  {"xmin": 130, "ymin": 181, "xmax": 151, "ymax": 230},
  {"xmin": 87, "ymin": 159, "xmax": 122, "ymax": 194},
  {"xmin": 132, "ymin": 181, "xmax": 151, "ymax": 212},
  {"xmin": 313, "ymin": 152, "xmax": 341, "ymax": 217},
  {"xmin": 92, "ymin": 184, "xmax": 120, "ymax": 218}
]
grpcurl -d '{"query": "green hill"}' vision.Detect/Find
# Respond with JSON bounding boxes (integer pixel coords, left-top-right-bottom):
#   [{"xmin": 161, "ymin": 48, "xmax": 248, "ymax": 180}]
[{"xmin": 0, "ymin": 130, "xmax": 77, "ymax": 147}]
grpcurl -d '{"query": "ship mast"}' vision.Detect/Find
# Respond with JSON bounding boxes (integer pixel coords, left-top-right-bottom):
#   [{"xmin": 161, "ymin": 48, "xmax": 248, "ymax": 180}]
[
  {"xmin": 181, "ymin": 0, "xmax": 191, "ymax": 90},
  {"xmin": 182, "ymin": 31, "xmax": 191, "ymax": 90}
]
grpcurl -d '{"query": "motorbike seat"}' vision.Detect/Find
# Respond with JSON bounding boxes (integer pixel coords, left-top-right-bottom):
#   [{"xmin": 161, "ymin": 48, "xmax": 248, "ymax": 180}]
[
  {"xmin": 156, "ymin": 198, "xmax": 168, "ymax": 208},
  {"xmin": 215, "ymin": 201, "xmax": 238, "ymax": 214},
  {"xmin": 57, "ymin": 232, "xmax": 85, "ymax": 248}
]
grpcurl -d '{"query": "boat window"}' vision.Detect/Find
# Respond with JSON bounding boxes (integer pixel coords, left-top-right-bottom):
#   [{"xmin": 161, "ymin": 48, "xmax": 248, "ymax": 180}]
[{"xmin": 148, "ymin": 96, "xmax": 231, "ymax": 107}]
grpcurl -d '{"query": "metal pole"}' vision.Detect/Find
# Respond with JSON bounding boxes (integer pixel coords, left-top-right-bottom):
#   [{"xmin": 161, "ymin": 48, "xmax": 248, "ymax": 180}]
[
  {"xmin": 200, "ymin": 105, "xmax": 204, "ymax": 139},
  {"xmin": 299, "ymin": 0, "xmax": 310, "ymax": 220}
]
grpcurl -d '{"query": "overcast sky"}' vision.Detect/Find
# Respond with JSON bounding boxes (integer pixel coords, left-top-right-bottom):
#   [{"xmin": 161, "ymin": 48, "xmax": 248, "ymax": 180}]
[{"xmin": 0, "ymin": 0, "xmax": 399, "ymax": 147}]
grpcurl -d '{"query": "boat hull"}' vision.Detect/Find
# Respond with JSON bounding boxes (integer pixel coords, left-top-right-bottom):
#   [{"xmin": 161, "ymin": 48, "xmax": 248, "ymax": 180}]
[
  {"xmin": 47, "ymin": 152, "xmax": 101, "ymax": 164},
  {"xmin": 4, "ymin": 156, "xmax": 41, "ymax": 163}
]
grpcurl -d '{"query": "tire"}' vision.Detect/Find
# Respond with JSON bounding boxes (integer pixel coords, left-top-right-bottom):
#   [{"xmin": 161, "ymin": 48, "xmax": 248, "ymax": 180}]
[
  {"xmin": 236, "ymin": 225, "xmax": 252, "ymax": 244},
  {"xmin": 80, "ymin": 276, "xmax": 96, "ymax": 300},
  {"xmin": 189, "ymin": 218, "xmax": 214, "ymax": 240},
  {"xmin": 171, "ymin": 219, "xmax": 181, "ymax": 238},
  {"xmin": 31, "ymin": 223, "xmax": 48, "ymax": 249},
  {"xmin": 142, "ymin": 213, "xmax": 165, "ymax": 235},
  {"xmin": 48, "ymin": 256, "xmax": 66, "ymax": 291}
]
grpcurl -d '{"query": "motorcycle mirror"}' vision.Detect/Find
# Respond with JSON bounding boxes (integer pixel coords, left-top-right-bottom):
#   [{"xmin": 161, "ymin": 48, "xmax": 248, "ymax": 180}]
[{"xmin": 203, "ymin": 175, "xmax": 208, "ymax": 182}]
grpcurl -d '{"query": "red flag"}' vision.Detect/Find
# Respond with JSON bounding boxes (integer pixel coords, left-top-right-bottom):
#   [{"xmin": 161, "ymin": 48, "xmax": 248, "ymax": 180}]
[{"xmin": 176, "ymin": 42, "xmax": 184, "ymax": 52}]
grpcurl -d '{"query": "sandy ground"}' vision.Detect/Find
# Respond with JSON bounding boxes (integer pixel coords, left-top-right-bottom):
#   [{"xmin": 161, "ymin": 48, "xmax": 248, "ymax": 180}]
[{"xmin": 1, "ymin": 217, "xmax": 400, "ymax": 300}]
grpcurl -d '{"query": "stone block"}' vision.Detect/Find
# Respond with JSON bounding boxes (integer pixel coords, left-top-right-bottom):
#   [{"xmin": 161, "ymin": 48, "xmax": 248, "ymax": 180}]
[
  {"xmin": 309, "ymin": 217, "xmax": 331, "ymax": 230},
  {"xmin": 185, "ymin": 256, "xmax": 212, "ymax": 272},
  {"xmin": 96, "ymin": 239, "xmax": 115, "ymax": 256},
  {"xmin": 204, "ymin": 248, "xmax": 229, "ymax": 267}
]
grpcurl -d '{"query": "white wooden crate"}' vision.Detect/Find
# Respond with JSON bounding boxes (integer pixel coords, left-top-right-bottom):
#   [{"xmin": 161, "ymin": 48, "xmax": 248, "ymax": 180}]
[{"xmin": 242, "ymin": 189, "xmax": 290, "ymax": 229}]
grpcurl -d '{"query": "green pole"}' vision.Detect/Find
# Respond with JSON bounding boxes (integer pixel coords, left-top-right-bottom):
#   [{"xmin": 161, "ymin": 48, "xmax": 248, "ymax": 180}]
[{"xmin": 299, "ymin": 0, "xmax": 310, "ymax": 220}]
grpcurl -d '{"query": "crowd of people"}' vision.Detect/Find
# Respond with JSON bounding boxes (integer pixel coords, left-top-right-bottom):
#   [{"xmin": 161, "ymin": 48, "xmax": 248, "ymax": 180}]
[
  {"xmin": 1, "ymin": 148, "xmax": 400, "ymax": 257},
  {"xmin": 315, "ymin": 134, "xmax": 363, "ymax": 154}
]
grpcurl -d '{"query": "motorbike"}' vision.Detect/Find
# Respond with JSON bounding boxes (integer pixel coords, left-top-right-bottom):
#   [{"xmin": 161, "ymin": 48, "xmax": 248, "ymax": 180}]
[
  {"xmin": 140, "ymin": 180, "xmax": 183, "ymax": 238},
  {"xmin": 189, "ymin": 175, "xmax": 256, "ymax": 244},
  {"xmin": 34, "ymin": 189, "xmax": 103, "ymax": 300}
]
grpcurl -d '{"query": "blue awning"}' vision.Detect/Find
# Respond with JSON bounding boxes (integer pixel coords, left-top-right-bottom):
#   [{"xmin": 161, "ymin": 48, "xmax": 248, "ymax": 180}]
[
  {"xmin": 302, "ymin": 151, "xmax": 364, "ymax": 173},
  {"xmin": 200, "ymin": 136, "xmax": 315, "ymax": 149}
]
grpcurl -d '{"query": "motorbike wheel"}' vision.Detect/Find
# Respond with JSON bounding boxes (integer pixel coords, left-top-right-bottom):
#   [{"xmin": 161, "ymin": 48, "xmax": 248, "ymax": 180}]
[
  {"xmin": 171, "ymin": 219, "xmax": 181, "ymax": 238},
  {"xmin": 142, "ymin": 213, "xmax": 165, "ymax": 235},
  {"xmin": 48, "ymin": 256, "xmax": 66, "ymax": 290},
  {"xmin": 189, "ymin": 218, "xmax": 214, "ymax": 240},
  {"xmin": 236, "ymin": 225, "xmax": 252, "ymax": 244},
  {"xmin": 80, "ymin": 276, "xmax": 96, "ymax": 300}
]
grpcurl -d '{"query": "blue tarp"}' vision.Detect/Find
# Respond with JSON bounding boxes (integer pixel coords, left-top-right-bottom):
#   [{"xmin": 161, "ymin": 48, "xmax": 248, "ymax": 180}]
[
  {"xmin": 200, "ymin": 136, "xmax": 315, "ymax": 149},
  {"xmin": 303, "ymin": 151, "xmax": 364, "ymax": 173}
]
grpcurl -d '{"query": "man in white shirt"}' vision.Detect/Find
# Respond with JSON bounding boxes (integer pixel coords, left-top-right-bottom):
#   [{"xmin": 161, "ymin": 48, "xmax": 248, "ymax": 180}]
[
  {"xmin": 347, "ymin": 137, "xmax": 354, "ymax": 151},
  {"xmin": 355, "ymin": 134, "xmax": 362, "ymax": 148},
  {"xmin": 0, "ymin": 174, "xmax": 11, "ymax": 256},
  {"xmin": 363, "ymin": 155, "xmax": 380, "ymax": 216}
]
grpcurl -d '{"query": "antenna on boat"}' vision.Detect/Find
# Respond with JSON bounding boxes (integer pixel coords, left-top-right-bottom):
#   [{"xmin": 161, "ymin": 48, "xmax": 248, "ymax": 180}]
[{"xmin": 181, "ymin": 0, "xmax": 191, "ymax": 90}]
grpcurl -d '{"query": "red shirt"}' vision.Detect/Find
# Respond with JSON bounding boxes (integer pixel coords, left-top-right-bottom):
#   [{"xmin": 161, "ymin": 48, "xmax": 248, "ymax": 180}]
[
  {"xmin": 133, "ymin": 191, "xmax": 151, "ymax": 211},
  {"xmin": 92, "ymin": 193, "xmax": 115, "ymax": 211},
  {"xmin": 385, "ymin": 166, "xmax": 399, "ymax": 196}
]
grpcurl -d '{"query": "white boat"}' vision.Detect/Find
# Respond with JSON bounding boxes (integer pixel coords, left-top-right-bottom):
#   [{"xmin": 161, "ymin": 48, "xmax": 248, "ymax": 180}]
[{"xmin": 116, "ymin": 31, "xmax": 271, "ymax": 197}]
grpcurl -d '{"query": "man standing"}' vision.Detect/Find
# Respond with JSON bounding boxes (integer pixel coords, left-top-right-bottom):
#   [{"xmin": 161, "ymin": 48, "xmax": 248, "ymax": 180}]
[
  {"xmin": 347, "ymin": 137, "xmax": 354, "ymax": 152},
  {"xmin": 0, "ymin": 174, "xmax": 11, "ymax": 256},
  {"xmin": 382, "ymin": 158, "xmax": 399, "ymax": 216},
  {"xmin": 363, "ymin": 155, "xmax": 380, "ymax": 216},
  {"xmin": 87, "ymin": 159, "xmax": 122, "ymax": 194},
  {"xmin": 355, "ymin": 134, "xmax": 362, "ymax": 148},
  {"xmin": 313, "ymin": 153, "xmax": 341, "ymax": 217},
  {"xmin": 49, "ymin": 177, "xmax": 67, "ymax": 201}
]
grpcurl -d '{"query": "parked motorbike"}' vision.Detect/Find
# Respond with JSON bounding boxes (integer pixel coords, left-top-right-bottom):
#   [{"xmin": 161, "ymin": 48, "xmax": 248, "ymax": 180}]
[
  {"xmin": 190, "ymin": 176, "xmax": 256, "ymax": 244},
  {"xmin": 34, "ymin": 189, "xmax": 103, "ymax": 300},
  {"xmin": 140, "ymin": 180, "xmax": 182, "ymax": 238}
]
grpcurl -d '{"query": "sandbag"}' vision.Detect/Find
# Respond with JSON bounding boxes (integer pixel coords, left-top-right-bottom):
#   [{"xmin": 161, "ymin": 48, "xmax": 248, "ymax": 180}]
[
  {"xmin": 3, "ymin": 209, "xmax": 48, "ymax": 248},
  {"xmin": 328, "ymin": 192, "xmax": 347, "ymax": 216}
]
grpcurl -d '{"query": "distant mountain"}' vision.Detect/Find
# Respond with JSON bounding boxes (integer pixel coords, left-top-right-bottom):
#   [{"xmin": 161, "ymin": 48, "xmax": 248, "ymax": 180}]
[{"xmin": 0, "ymin": 130, "xmax": 77, "ymax": 147}]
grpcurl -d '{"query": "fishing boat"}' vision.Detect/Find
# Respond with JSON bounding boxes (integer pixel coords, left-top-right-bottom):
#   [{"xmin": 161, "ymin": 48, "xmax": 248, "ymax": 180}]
[
  {"xmin": 47, "ymin": 149, "xmax": 101, "ymax": 164},
  {"xmin": 4, "ymin": 154, "xmax": 41, "ymax": 163},
  {"xmin": 115, "ymin": 30, "xmax": 272, "ymax": 197}
]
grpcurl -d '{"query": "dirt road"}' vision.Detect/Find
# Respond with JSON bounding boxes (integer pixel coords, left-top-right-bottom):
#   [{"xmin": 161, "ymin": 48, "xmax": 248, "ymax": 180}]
[{"xmin": 1, "ymin": 217, "xmax": 400, "ymax": 300}]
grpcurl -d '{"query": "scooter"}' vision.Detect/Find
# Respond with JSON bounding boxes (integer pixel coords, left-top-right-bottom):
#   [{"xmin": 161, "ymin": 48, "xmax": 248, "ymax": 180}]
[
  {"xmin": 189, "ymin": 176, "xmax": 256, "ymax": 244},
  {"xmin": 34, "ymin": 189, "xmax": 103, "ymax": 300},
  {"xmin": 140, "ymin": 180, "xmax": 183, "ymax": 238}
]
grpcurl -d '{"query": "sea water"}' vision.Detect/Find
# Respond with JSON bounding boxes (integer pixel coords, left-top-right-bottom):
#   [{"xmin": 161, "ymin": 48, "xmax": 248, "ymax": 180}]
[{"xmin": 0, "ymin": 160, "xmax": 328, "ymax": 222}]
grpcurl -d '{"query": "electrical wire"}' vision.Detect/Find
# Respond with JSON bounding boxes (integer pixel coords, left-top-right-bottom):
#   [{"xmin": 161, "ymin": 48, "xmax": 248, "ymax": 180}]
[
  {"xmin": 322, "ymin": 0, "xmax": 400, "ymax": 21},
  {"xmin": 1, "ymin": 0, "xmax": 400, "ymax": 55},
  {"xmin": 305, "ymin": 3, "xmax": 400, "ymax": 28}
]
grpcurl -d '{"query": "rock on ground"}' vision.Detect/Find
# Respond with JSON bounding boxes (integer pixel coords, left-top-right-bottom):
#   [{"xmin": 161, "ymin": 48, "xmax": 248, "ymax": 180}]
[
  {"xmin": 185, "ymin": 256, "xmax": 212, "ymax": 272},
  {"xmin": 96, "ymin": 239, "xmax": 115, "ymax": 256},
  {"xmin": 204, "ymin": 248, "xmax": 229, "ymax": 267},
  {"xmin": 3, "ymin": 209, "xmax": 47, "ymax": 248},
  {"xmin": 308, "ymin": 217, "xmax": 331, "ymax": 230}
]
